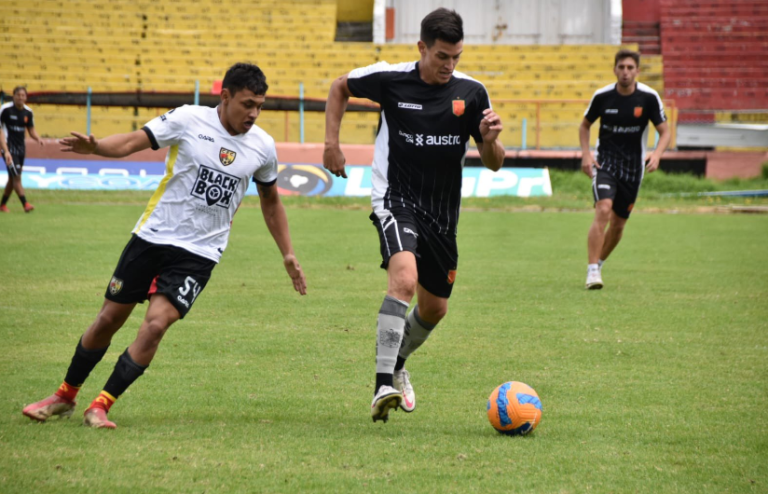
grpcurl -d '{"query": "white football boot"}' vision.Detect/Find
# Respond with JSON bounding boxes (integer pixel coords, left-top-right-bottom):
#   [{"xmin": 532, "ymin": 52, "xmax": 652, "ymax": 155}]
[
  {"xmin": 371, "ymin": 385, "xmax": 402, "ymax": 423},
  {"xmin": 585, "ymin": 269, "xmax": 604, "ymax": 290},
  {"xmin": 393, "ymin": 368, "xmax": 416, "ymax": 412}
]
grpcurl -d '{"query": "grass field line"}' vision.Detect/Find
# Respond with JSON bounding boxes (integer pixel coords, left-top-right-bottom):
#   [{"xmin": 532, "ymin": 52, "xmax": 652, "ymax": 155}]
[{"xmin": 23, "ymin": 200, "xmax": 768, "ymax": 215}]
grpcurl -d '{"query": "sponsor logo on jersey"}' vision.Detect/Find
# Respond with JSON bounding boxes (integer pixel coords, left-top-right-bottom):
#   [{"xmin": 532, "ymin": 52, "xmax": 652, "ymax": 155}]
[
  {"xmin": 24, "ymin": 116, "xmax": 29, "ymax": 124},
  {"xmin": 198, "ymin": 134, "xmax": 215, "ymax": 142},
  {"xmin": 398, "ymin": 102, "xmax": 423, "ymax": 110},
  {"xmin": 160, "ymin": 108, "xmax": 176, "ymax": 122},
  {"xmin": 414, "ymin": 134, "xmax": 461, "ymax": 146},
  {"xmin": 604, "ymin": 124, "xmax": 642, "ymax": 134},
  {"xmin": 598, "ymin": 184, "xmax": 611, "ymax": 189},
  {"xmin": 399, "ymin": 130, "xmax": 414, "ymax": 144},
  {"xmin": 219, "ymin": 148, "xmax": 236, "ymax": 166},
  {"xmin": 109, "ymin": 276, "xmax": 124, "ymax": 295},
  {"xmin": 403, "ymin": 227, "xmax": 418, "ymax": 238},
  {"xmin": 452, "ymin": 99, "xmax": 465, "ymax": 117},
  {"xmin": 605, "ymin": 109, "xmax": 618, "ymax": 114},
  {"xmin": 192, "ymin": 165, "xmax": 240, "ymax": 208},
  {"xmin": 634, "ymin": 107, "xmax": 643, "ymax": 118},
  {"xmin": 9, "ymin": 115, "xmax": 17, "ymax": 120}
]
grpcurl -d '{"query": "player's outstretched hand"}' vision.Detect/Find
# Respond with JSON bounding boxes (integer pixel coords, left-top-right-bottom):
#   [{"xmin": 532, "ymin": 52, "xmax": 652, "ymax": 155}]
[
  {"xmin": 323, "ymin": 144, "xmax": 347, "ymax": 179},
  {"xmin": 645, "ymin": 154, "xmax": 661, "ymax": 173},
  {"xmin": 581, "ymin": 153, "xmax": 600, "ymax": 178},
  {"xmin": 479, "ymin": 109, "xmax": 503, "ymax": 142},
  {"xmin": 283, "ymin": 254, "xmax": 307, "ymax": 295},
  {"xmin": 60, "ymin": 132, "xmax": 98, "ymax": 155}
]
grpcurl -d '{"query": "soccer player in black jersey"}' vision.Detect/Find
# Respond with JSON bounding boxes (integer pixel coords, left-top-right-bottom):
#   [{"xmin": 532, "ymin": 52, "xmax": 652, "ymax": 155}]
[
  {"xmin": 324, "ymin": 8, "xmax": 505, "ymax": 423},
  {"xmin": 579, "ymin": 49, "xmax": 671, "ymax": 289},
  {"xmin": 0, "ymin": 86, "xmax": 44, "ymax": 213}
]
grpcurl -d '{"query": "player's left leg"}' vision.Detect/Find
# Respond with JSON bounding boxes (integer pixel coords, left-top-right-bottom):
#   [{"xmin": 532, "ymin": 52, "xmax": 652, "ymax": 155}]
[
  {"xmin": 393, "ymin": 284, "xmax": 448, "ymax": 412},
  {"xmin": 84, "ymin": 294, "xmax": 181, "ymax": 429},
  {"xmin": 393, "ymin": 227, "xmax": 456, "ymax": 412},
  {"xmin": 600, "ymin": 211, "xmax": 628, "ymax": 262},
  {"xmin": 597, "ymin": 177, "xmax": 637, "ymax": 275},
  {"xmin": 11, "ymin": 155, "xmax": 33, "ymax": 212}
]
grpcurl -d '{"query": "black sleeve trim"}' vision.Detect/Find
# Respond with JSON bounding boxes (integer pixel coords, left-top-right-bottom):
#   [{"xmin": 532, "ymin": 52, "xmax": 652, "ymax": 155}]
[
  {"xmin": 142, "ymin": 126, "xmax": 160, "ymax": 150},
  {"xmin": 253, "ymin": 177, "xmax": 277, "ymax": 187}
]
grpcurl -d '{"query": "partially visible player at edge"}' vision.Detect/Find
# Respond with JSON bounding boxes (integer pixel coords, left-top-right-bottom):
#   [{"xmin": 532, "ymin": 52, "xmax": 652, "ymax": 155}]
[
  {"xmin": 22, "ymin": 63, "xmax": 307, "ymax": 429},
  {"xmin": 0, "ymin": 86, "xmax": 44, "ymax": 213},
  {"xmin": 580, "ymin": 49, "xmax": 671, "ymax": 289},
  {"xmin": 324, "ymin": 8, "xmax": 504, "ymax": 423}
]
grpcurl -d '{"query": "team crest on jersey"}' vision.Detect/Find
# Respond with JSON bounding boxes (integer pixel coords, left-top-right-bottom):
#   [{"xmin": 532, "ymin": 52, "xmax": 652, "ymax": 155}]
[
  {"xmin": 634, "ymin": 107, "xmax": 643, "ymax": 118},
  {"xmin": 192, "ymin": 165, "xmax": 240, "ymax": 208},
  {"xmin": 452, "ymin": 99, "xmax": 465, "ymax": 117},
  {"xmin": 219, "ymin": 148, "xmax": 237, "ymax": 166},
  {"xmin": 109, "ymin": 277, "xmax": 123, "ymax": 295},
  {"xmin": 24, "ymin": 116, "xmax": 29, "ymax": 124}
]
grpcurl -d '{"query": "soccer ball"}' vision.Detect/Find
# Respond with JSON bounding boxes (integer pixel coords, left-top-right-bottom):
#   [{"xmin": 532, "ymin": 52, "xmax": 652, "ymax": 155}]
[{"xmin": 487, "ymin": 381, "xmax": 542, "ymax": 436}]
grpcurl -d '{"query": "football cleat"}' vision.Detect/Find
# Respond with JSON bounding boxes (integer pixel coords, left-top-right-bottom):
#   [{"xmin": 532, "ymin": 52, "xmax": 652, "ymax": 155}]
[
  {"xmin": 371, "ymin": 385, "xmax": 402, "ymax": 423},
  {"xmin": 585, "ymin": 270, "xmax": 604, "ymax": 290},
  {"xmin": 22, "ymin": 395, "xmax": 76, "ymax": 422},
  {"xmin": 393, "ymin": 368, "xmax": 416, "ymax": 412},
  {"xmin": 0, "ymin": 205, "xmax": 9, "ymax": 213},
  {"xmin": 24, "ymin": 203, "xmax": 34, "ymax": 213},
  {"xmin": 83, "ymin": 408, "xmax": 117, "ymax": 429}
]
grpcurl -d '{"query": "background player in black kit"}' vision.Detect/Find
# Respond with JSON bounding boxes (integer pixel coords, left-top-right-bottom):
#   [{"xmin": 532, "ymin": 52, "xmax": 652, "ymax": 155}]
[
  {"xmin": 579, "ymin": 49, "xmax": 671, "ymax": 290},
  {"xmin": 0, "ymin": 86, "xmax": 44, "ymax": 213},
  {"xmin": 323, "ymin": 8, "xmax": 505, "ymax": 423}
]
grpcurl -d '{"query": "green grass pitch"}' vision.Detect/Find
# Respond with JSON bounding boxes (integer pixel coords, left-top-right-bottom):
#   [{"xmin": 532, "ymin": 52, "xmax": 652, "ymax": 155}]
[{"xmin": 1, "ymin": 192, "xmax": 766, "ymax": 493}]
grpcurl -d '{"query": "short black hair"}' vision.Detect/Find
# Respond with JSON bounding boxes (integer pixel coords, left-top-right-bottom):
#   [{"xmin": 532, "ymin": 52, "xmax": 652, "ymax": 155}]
[
  {"xmin": 12, "ymin": 86, "xmax": 27, "ymax": 96},
  {"xmin": 614, "ymin": 49, "xmax": 640, "ymax": 68},
  {"xmin": 420, "ymin": 8, "xmax": 463, "ymax": 47},
  {"xmin": 222, "ymin": 63, "xmax": 268, "ymax": 96}
]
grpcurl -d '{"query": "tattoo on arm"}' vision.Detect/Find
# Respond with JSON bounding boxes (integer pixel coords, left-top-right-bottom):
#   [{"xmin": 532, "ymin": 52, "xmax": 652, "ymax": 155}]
[{"xmin": 258, "ymin": 183, "xmax": 274, "ymax": 200}]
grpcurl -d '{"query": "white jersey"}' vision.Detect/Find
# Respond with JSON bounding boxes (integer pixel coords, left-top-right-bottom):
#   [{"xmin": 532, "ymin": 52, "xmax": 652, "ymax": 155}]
[{"xmin": 134, "ymin": 105, "xmax": 278, "ymax": 262}]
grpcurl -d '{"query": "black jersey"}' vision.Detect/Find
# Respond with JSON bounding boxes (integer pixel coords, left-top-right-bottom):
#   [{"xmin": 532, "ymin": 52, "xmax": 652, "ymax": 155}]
[
  {"xmin": 0, "ymin": 102, "xmax": 34, "ymax": 156},
  {"xmin": 347, "ymin": 61, "xmax": 491, "ymax": 235},
  {"xmin": 584, "ymin": 83, "xmax": 666, "ymax": 183}
]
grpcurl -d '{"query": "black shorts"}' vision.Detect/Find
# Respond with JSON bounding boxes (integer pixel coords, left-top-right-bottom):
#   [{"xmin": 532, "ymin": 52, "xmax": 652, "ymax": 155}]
[
  {"xmin": 592, "ymin": 168, "xmax": 641, "ymax": 219},
  {"xmin": 105, "ymin": 235, "xmax": 216, "ymax": 318},
  {"xmin": 370, "ymin": 207, "xmax": 458, "ymax": 299},
  {"xmin": 2, "ymin": 151, "xmax": 24, "ymax": 177}
]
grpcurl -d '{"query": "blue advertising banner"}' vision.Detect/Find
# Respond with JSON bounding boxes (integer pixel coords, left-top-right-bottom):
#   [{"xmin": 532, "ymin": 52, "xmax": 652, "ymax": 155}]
[{"xmin": 3, "ymin": 159, "xmax": 552, "ymax": 197}]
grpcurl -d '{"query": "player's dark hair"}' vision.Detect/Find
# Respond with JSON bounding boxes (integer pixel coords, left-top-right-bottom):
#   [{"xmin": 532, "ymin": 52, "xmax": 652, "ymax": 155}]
[
  {"xmin": 222, "ymin": 63, "xmax": 268, "ymax": 96},
  {"xmin": 420, "ymin": 8, "xmax": 463, "ymax": 47},
  {"xmin": 12, "ymin": 86, "xmax": 27, "ymax": 96},
  {"xmin": 614, "ymin": 49, "xmax": 640, "ymax": 68}
]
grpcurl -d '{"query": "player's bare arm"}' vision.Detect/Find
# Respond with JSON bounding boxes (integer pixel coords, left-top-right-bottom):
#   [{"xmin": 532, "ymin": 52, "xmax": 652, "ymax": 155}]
[
  {"xmin": 59, "ymin": 129, "xmax": 151, "ymax": 158},
  {"xmin": 477, "ymin": 108, "xmax": 504, "ymax": 171},
  {"xmin": 645, "ymin": 121, "xmax": 671, "ymax": 173},
  {"xmin": 0, "ymin": 132, "xmax": 11, "ymax": 165},
  {"xmin": 29, "ymin": 126, "xmax": 45, "ymax": 146},
  {"xmin": 579, "ymin": 118, "xmax": 599, "ymax": 178},
  {"xmin": 257, "ymin": 181, "xmax": 307, "ymax": 295},
  {"xmin": 323, "ymin": 74, "xmax": 353, "ymax": 179}
]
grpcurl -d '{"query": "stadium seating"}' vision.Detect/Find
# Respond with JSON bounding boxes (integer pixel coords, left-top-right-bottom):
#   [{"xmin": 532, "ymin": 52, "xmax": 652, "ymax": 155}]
[
  {"xmin": 1, "ymin": 0, "xmax": 665, "ymax": 148},
  {"xmin": 659, "ymin": 0, "xmax": 768, "ymax": 122}
]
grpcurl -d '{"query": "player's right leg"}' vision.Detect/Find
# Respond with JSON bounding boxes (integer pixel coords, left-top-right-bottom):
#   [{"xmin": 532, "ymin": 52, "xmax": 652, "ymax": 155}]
[
  {"xmin": 587, "ymin": 170, "xmax": 617, "ymax": 289},
  {"xmin": 22, "ymin": 300, "xmax": 136, "ymax": 422},
  {"xmin": 369, "ymin": 209, "xmax": 421, "ymax": 422}
]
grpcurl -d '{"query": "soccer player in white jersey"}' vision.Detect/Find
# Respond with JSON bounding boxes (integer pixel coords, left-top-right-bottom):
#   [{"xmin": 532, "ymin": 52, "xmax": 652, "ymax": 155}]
[
  {"xmin": 324, "ymin": 8, "xmax": 505, "ymax": 423},
  {"xmin": 22, "ymin": 63, "xmax": 307, "ymax": 428},
  {"xmin": 580, "ymin": 49, "xmax": 671, "ymax": 289}
]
